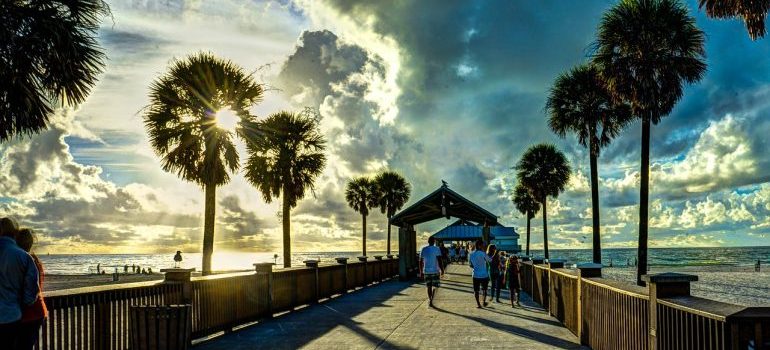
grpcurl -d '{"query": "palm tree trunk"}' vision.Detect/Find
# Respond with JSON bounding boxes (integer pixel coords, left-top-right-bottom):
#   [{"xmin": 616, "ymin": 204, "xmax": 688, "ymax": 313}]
[
  {"xmin": 283, "ymin": 191, "xmax": 291, "ymax": 268},
  {"xmin": 525, "ymin": 214, "xmax": 531, "ymax": 256},
  {"xmin": 362, "ymin": 214, "xmax": 367, "ymax": 257},
  {"xmin": 542, "ymin": 196, "xmax": 549, "ymax": 260},
  {"xmin": 590, "ymin": 139, "xmax": 601, "ymax": 264},
  {"xmin": 202, "ymin": 182, "xmax": 216, "ymax": 276},
  {"xmin": 386, "ymin": 217, "xmax": 392, "ymax": 255},
  {"xmin": 637, "ymin": 115, "xmax": 651, "ymax": 286}
]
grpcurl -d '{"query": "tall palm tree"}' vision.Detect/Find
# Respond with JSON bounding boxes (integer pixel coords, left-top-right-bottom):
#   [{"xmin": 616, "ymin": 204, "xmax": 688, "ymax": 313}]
[
  {"xmin": 373, "ymin": 171, "xmax": 411, "ymax": 255},
  {"xmin": 1, "ymin": 0, "xmax": 109, "ymax": 141},
  {"xmin": 242, "ymin": 111, "xmax": 327, "ymax": 268},
  {"xmin": 512, "ymin": 184, "xmax": 540, "ymax": 257},
  {"xmin": 546, "ymin": 63, "xmax": 632, "ymax": 264},
  {"xmin": 515, "ymin": 144, "xmax": 571, "ymax": 260},
  {"xmin": 698, "ymin": 0, "xmax": 770, "ymax": 39},
  {"xmin": 594, "ymin": 0, "xmax": 706, "ymax": 285},
  {"xmin": 144, "ymin": 52, "xmax": 263, "ymax": 275},
  {"xmin": 346, "ymin": 177, "xmax": 378, "ymax": 257}
]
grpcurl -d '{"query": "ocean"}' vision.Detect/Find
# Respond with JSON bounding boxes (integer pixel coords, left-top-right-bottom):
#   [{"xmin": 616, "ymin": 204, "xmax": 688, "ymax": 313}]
[
  {"xmin": 38, "ymin": 246, "xmax": 770, "ymax": 275},
  {"xmin": 38, "ymin": 251, "xmax": 389, "ymax": 275}
]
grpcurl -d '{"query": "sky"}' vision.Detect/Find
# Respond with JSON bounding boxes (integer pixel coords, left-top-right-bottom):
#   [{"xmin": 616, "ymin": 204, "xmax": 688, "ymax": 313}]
[{"xmin": 2, "ymin": 0, "xmax": 770, "ymax": 256}]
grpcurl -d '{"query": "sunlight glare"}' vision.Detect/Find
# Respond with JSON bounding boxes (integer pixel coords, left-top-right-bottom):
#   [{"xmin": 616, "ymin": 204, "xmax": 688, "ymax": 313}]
[{"xmin": 215, "ymin": 108, "xmax": 240, "ymax": 132}]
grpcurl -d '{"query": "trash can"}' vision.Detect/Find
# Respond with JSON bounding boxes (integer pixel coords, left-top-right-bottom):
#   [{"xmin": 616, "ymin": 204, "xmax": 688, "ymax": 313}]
[{"xmin": 129, "ymin": 305, "xmax": 191, "ymax": 350}]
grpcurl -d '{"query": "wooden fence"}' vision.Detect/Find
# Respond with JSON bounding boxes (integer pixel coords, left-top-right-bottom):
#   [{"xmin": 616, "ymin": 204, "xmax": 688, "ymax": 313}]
[
  {"xmin": 37, "ymin": 258, "xmax": 399, "ymax": 349},
  {"xmin": 519, "ymin": 261, "xmax": 770, "ymax": 350}
]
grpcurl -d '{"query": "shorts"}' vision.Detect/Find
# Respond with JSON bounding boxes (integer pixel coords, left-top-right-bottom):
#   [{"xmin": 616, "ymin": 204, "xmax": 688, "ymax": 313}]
[
  {"xmin": 424, "ymin": 273, "xmax": 441, "ymax": 287},
  {"xmin": 473, "ymin": 277, "xmax": 489, "ymax": 292}
]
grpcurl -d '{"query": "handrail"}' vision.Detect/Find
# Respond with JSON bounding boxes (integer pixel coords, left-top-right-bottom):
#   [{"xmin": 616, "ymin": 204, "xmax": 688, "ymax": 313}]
[
  {"xmin": 581, "ymin": 277, "xmax": 650, "ymax": 300},
  {"xmin": 657, "ymin": 296, "xmax": 744, "ymax": 321},
  {"xmin": 550, "ymin": 268, "xmax": 578, "ymax": 278}
]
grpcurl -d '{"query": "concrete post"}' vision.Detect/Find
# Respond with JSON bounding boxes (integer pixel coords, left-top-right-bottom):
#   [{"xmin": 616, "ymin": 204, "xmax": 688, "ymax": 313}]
[
  {"xmin": 398, "ymin": 226, "xmax": 408, "ymax": 280},
  {"xmin": 642, "ymin": 273, "xmax": 698, "ymax": 350},
  {"xmin": 336, "ymin": 257, "xmax": 349, "ymax": 293},
  {"xmin": 161, "ymin": 268, "xmax": 195, "ymax": 304},
  {"xmin": 304, "ymin": 260, "xmax": 320, "ymax": 303},
  {"xmin": 576, "ymin": 263, "xmax": 602, "ymax": 345},
  {"xmin": 254, "ymin": 263, "xmax": 274, "ymax": 317}
]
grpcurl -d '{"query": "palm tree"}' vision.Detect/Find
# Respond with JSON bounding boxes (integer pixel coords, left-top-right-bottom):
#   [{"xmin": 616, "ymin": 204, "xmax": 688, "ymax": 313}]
[
  {"xmin": 515, "ymin": 144, "xmax": 571, "ymax": 260},
  {"xmin": 242, "ymin": 111, "xmax": 327, "ymax": 268},
  {"xmin": 1, "ymin": 0, "xmax": 109, "ymax": 141},
  {"xmin": 373, "ymin": 171, "xmax": 411, "ymax": 255},
  {"xmin": 698, "ymin": 0, "xmax": 770, "ymax": 39},
  {"xmin": 594, "ymin": 0, "xmax": 706, "ymax": 285},
  {"xmin": 346, "ymin": 177, "xmax": 378, "ymax": 257},
  {"xmin": 512, "ymin": 184, "xmax": 540, "ymax": 257},
  {"xmin": 546, "ymin": 63, "xmax": 631, "ymax": 264},
  {"xmin": 144, "ymin": 52, "xmax": 263, "ymax": 275}
]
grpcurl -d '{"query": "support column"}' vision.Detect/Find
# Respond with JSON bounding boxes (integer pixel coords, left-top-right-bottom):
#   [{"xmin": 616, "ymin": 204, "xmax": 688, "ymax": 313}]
[
  {"xmin": 576, "ymin": 263, "xmax": 602, "ymax": 345},
  {"xmin": 409, "ymin": 225, "xmax": 417, "ymax": 276},
  {"xmin": 358, "ymin": 256, "xmax": 368, "ymax": 285},
  {"xmin": 398, "ymin": 225, "xmax": 408, "ymax": 280},
  {"xmin": 643, "ymin": 273, "xmax": 698, "ymax": 350},
  {"xmin": 254, "ymin": 263, "xmax": 274, "ymax": 317},
  {"xmin": 161, "ymin": 268, "xmax": 195, "ymax": 304}
]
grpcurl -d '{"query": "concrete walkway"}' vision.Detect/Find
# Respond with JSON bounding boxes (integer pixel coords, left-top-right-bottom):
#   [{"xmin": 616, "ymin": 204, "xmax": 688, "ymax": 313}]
[{"xmin": 194, "ymin": 264, "xmax": 586, "ymax": 349}]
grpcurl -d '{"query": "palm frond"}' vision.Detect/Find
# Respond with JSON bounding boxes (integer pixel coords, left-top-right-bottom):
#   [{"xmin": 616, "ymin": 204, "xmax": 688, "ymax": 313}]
[
  {"xmin": 515, "ymin": 144, "xmax": 572, "ymax": 201},
  {"xmin": 699, "ymin": 0, "xmax": 770, "ymax": 39}
]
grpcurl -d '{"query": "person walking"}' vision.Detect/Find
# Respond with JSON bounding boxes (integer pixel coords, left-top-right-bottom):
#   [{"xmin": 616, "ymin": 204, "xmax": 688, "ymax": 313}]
[
  {"xmin": 487, "ymin": 244, "xmax": 502, "ymax": 303},
  {"xmin": 0, "ymin": 218, "xmax": 40, "ymax": 348},
  {"xmin": 504, "ymin": 255, "xmax": 522, "ymax": 307},
  {"xmin": 420, "ymin": 236, "xmax": 444, "ymax": 308},
  {"xmin": 459, "ymin": 246, "xmax": 467, "ymax": 265},
  {"xmin": 16, "ymin": 228, "xmax": 47, "ymax": 350},
  {"xmin": 469, "ymin": 240, "xmax": 492, "ymax": 308}
]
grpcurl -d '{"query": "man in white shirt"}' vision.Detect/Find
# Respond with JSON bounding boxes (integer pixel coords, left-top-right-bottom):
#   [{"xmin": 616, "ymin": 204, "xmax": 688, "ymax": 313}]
[
  {"xmin": 420, "ymin": 236, "xmax": 444, "ymax": 308},
  {"xmin": 469, "ymin": 240, "xmax": 492, "ymax": 308}
]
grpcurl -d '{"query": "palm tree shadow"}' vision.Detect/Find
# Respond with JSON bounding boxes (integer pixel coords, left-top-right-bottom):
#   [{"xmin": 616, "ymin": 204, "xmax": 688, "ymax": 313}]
[{"xmin": 431, "ymin": 306, "xmax": 582, "ymax": 349}]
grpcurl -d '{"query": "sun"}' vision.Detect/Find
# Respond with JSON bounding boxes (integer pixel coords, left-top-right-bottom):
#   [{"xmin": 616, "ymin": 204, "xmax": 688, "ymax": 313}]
[{"xmin": 214, "ymin": 108, "xmax": 240, "ymax": 132}]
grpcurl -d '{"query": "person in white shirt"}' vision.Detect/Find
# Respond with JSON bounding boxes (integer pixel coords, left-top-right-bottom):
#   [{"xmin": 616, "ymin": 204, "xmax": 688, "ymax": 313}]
[
  {"xmin": 420, "ymin": 236, "xmax": 444, "ymax": 308},
  {"xmin": 469, "ymin": 240, "xmax": 492, "ymax": 308}
]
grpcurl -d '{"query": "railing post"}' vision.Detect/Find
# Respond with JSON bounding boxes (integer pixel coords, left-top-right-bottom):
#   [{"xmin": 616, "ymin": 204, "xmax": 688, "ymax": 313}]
[
  {"xmin": 336, "ymin": 257, "xmax": 349, "ymax": 293},
  {"xmin": 576, "ymin": 263, "xmax": 602, "ymax": 346},
  {"xmin": 161, "ymin": 268, "xmax": 195, "ymax": 304},
  {"xmin": 374, "ymin": 256, "xmax": 383, "ymax": 282},
  {"xmin": 304, "ymin": 260, "xmax": 320, "ymax": 303},
  {"xmin": 254, "ymin": 263, "xmax": 274, "ymax": 318},
  {"xmin": 643, "ymin": 272, "xmax": 698, "ymax": 350},
  {"xmin": 547, "ymin": 259, "xmax": 564, "ymax": 317},
  {"xmin": 358, "ymin": 256, "xmax": 369, "ymax": 286}
]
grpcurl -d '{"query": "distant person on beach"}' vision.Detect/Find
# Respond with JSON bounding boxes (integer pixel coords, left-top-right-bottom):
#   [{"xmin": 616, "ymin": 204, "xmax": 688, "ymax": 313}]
[
  {"xmin": 124, "ymin": 265, "xmax": 128, "ymax": 274},
  {"xmin": 0, "ymin": 217, "xmax": 40, "ymax": 348},
  {"xmin": 469, "ymin": 240, "xmax": 492, "ymax": 308},
  {"xmin": 487, "ymin": 244, "xmax": 502, "ymax": 303},
  {"xmin": 136, "ymin": 265, "xmax": 141, "ymax": 274},
  {"xmin": 504, "ymin": 255, "xmax": 522, "ymax": 307},
  {"xmin": 459, "ymin": 246, "xmax": 467, "ymax": 265},
  {"xmin": 96, "ymin": 263, "xmax": 101, "ymax": 274},
  {"xmin": 16, "ymin": 228, "xmax": 47, "ymax": 350},
  {"xmin": 420, "ymin": 236, "xmax": 443, "ymax": 308},
  {"xmin": 756, "ymin": 260, "xmax": 761, "ymax": 272},
  {"xmin": 147, "ymin": 268, "xmax": 153, "ymax": 274}
]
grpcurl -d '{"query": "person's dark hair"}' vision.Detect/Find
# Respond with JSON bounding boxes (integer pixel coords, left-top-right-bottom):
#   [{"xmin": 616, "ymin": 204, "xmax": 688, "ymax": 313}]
[
  {"xmin": 486, "ymin": 244, "xmax": 497, "ymax": 255},
  {"xmin": 475, "ymin": 239, "xmax": 484, "ymax": 250},
  {"xmin": 0, "ymin": 217, "xmax": 20, "ymax": 238},
  {"xmin": 16, "ymin": 228, "xmax": 35, "ymax": 252},
  {"xmin": 428, "ymin": 236, "xmax": 435, "ymax": 245}
]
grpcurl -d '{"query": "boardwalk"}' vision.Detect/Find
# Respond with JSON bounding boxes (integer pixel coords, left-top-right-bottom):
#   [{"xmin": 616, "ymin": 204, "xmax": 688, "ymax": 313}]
[{"xmin": 194, "ymin": 264, "xmax": 585, "ymax": 349}]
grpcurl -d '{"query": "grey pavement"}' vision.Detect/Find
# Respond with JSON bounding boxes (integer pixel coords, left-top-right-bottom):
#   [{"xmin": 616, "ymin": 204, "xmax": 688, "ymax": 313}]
[{"xmin": 194, "ymin": 264, "xmax": 587, "ymax": 349}]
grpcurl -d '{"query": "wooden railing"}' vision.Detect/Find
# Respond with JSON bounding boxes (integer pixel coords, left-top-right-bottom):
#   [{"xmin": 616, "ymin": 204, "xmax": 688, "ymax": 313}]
[
  {"xmin": 520, "ymin": 260, "xmax": 770, "ymax": 350},
  {"xmin": 36, "ymin": 258, "xmax": 399, "ymax": 349}
]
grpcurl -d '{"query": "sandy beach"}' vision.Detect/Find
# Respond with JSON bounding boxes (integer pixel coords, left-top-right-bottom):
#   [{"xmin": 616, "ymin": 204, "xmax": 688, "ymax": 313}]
[
  {"xmin": 602, "ymin": 266, "xmax": 770, "ymax": 307},
  {"xmin": 44, "ymin": 274, "xmax": 165, "ymax": 291}
]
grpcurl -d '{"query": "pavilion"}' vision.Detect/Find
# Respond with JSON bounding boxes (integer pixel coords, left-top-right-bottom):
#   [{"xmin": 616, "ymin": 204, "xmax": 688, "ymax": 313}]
[{"xmin": 390, "ymin": 181, "xmax": 509, "ymax": 279}]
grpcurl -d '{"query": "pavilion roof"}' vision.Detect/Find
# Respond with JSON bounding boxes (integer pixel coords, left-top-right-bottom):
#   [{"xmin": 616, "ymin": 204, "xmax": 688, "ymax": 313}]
[{"xmin": 389, "ymin": 182, "xmax": 498, "ymax": 227}]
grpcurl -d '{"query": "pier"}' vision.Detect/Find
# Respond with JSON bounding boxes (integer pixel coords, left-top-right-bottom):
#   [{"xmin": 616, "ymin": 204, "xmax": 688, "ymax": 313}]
[{"xmin": 34, "ymin": 255, "xmax": 770, "ymax": 349}]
